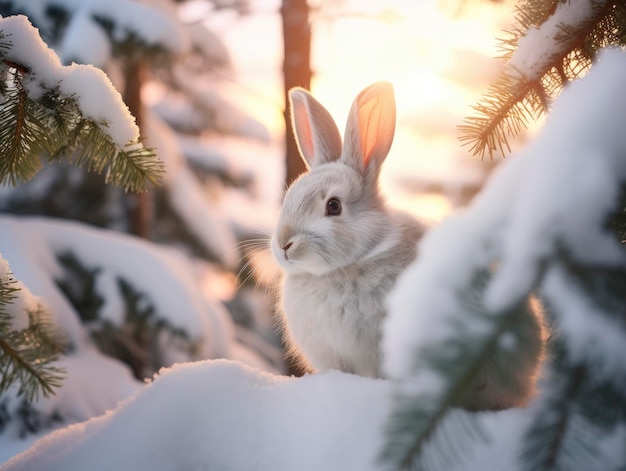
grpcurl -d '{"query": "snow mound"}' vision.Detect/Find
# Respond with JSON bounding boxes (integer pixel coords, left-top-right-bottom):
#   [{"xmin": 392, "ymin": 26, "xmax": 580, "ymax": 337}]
[
  {"xmin": 1, "ymin": 360, "xmax": 559, "ymax": 471},
  {"xmin": 2, "ymin": 361, "xmax": 392, "ymax": 471}
]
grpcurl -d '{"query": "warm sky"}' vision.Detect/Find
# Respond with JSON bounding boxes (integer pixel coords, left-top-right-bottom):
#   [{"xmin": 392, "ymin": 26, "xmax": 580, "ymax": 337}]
[{"xmin": 202, "ymin": 0, "xmax": 519, "ymax": 220}]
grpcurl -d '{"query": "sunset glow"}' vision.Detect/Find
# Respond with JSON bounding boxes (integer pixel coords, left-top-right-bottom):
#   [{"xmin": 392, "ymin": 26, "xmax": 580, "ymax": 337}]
[
  {"xmin": 207, "ymin": 0, "xmax": 516, "ymax": 220},
  {"xmin": 310, "ymin": 1, "xmax": 514, "ymax": 220}
]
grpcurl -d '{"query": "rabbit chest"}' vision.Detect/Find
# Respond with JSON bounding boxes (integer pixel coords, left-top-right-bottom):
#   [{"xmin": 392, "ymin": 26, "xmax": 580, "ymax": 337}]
[{"xmin": 281, "ymin": 262, "xmax": 402, "ymax": 378}]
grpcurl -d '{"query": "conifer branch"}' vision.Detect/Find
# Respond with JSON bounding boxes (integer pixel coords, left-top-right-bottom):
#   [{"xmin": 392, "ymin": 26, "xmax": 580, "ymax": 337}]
[
  {"xmin": 62, "ymin": 117, "xmax": 163, "ymax": 193},
  {"xmin": 520, "ymin": 333, "xmax": 625, "ymax": 471},
  {"xmin": 0, "ymin": 270, "xmax": 66, "ymax": 402},
  {"xmin": 557, "ymin": 247, "xmax": 626, "ymax": 326},
  {"xmin": 0, "ymin": 24, "xmax": 164, "ymax": 192},
  {"xmin": 459, "ymin": 75, "xmax": 540, "ymax": 158},
  {"xmin": 460, "ymin": 0, "xmax": 621, "ymax": 158},
  {"xmin": 521, "ymin": 250, "xmax": 626, "ymax": 470},
  {"xmin": 0, "ymin": 76, "xmax": 164, "ymax": 192},
  {"xmin": 0, "ymin": 332, "xmax": 60, "ymax": 399},
  {"xmin": 380, "ymin": 272, "xmax": 537, "ymax": 470},
  {"xmin": 521, "ymin": 362, "xmax": 588, "ymax": 471},
  {"xmin": 0, "ymin": 80, "xmax": 48, "ymax": 185}
]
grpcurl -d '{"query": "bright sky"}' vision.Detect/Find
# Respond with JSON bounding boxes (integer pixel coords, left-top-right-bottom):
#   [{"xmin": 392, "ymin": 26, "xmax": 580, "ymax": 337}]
[{"xmin": 203, "ymin": 0, "xmax": 519, "ymax": 220}]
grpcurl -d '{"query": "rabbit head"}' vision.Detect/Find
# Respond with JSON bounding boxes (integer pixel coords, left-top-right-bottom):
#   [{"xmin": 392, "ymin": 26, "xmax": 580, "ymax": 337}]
[{"xmin": 272, "ymin": 82, "xmax": 398, "ymax": 276}]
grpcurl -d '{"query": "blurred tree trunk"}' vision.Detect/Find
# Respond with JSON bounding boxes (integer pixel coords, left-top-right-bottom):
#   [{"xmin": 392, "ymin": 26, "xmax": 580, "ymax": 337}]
[
  {"xmin": 123, "ymin": 60, "xmax": 152, "ymax": 239},
  {"xmin": 281, "ymin": 0, "xmax": 312, "ymax": 187}
]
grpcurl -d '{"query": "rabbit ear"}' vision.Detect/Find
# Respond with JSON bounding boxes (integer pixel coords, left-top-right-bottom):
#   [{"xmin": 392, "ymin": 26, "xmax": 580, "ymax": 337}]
[
  {"xmin": 289, "ymin": 88, "xmax": 343, "ymax": 169},
  {"xmin": 342, "ymin": 82, "xmax": 396, "ymax": 181}
]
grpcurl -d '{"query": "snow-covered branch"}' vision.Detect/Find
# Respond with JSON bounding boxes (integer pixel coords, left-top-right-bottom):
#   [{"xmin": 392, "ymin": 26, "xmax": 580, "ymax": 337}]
[
  {"xmin": 0, "ymin": 15, "xmax": 163, "ymax": 192},
  {"xmin": 382, "ymin": 47, "xmax": 626, "ymax": 470}
]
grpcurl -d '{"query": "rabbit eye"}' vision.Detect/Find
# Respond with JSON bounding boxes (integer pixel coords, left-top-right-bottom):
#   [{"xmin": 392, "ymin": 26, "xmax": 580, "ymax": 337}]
[{"xmin": 326, "ymin": 198, "xmax": 342, "ymax": 216}]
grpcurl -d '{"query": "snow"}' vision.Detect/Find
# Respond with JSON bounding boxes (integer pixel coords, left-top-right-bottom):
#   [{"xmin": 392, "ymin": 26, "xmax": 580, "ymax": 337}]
[
  {"xmin": 178, "ymin": 135, "xmax": 254, "ymax": 185},
  {"xmin": 0, "ymin": 217, "xmax": 86, "ymax": 344},
  {"xmin": 0, "ymin": 214, "xmax": 279, "ymax": 462},
  {"xmin": 0, "ymin": 346, "xmax": 140, "ymax": 464},
  {"xmin": 0, "ymin": 215, "xmax": 252, "ymax": 359},
  {"xmin": 0, "ymin": 256, "xmax": 36, "ymax": 331},
  {"xmin": 543, "ymin": 264, "xmax": 626, "ymax": 386},
  {"xmin": 0, "ymin": 254, "xmax": 141, "ymax": 463},
  {"xmin": 58, "ymin": 66, "xmax": 141, "ymax": 147},
  {"xmin": 0, "ymin": 361, "xmax": 530, "ymax": 471},
  {"xmin": 0, "ymin": 15, "xmax": 140, "ymax": 147},
  {"xmin": 383, "ymin": 47, "xmax": 626, "ymax": 380},
  {"xmin": 160, "ymin": 72, "xmax": 272, "ymax": 142},
  {"xmin": 6, "ymin": 360, "xmax": 622, "ymax": 471},
  {"xmin": 382, "ymin": 208, "xmax": 500, "ymax": 379},
  {"xmin": 57, "ymin": 10, "xmax": 111, "ymax": 68},
  {"xmin": 53, "ymin": 0, "xmax": 188, "ymax": 55},
  {"xmin": 0, "ymin": 1, "xmax": 48, "ymax": 28},
  {"xmin": 36, "ymin": 348, "xmax": 141, "ymax": 426},
  {"xmin": 508, "ymin": 0, "xmax": 606, "ymax": 80},
  {"xmin": 186, "ymin": 22, "xmax": 232, "ymax": 70},
  {"xmin": 487, "ymin": 47, "xmax": 626, "ymax": 311},
  {"xmin": 2, "ymin": 2, "xmax": 626, "ymax": 469},
  {"xmin": 94, "ymin": 269, "xmax": 125, "ymax": 325},
  {"xmin": 91, "ymin": 0, "xmax": 187, "ymax": 54},
  {"xmin": 1, "ymin": 15, "xmax": 62, "ymax": 85},
  {"xmin": 145, "ymin": 112, "xmax": 241, "ymax": 270}
]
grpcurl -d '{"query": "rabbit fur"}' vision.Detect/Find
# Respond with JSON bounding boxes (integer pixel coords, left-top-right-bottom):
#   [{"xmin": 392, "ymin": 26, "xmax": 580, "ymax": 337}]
[
  {"xmin": 271, "ymin": 81, "xmax": 547, "ymax": 411},
  {"xmin": 272, "ymin": 82, "xmax": 426, "ymax": 378}
]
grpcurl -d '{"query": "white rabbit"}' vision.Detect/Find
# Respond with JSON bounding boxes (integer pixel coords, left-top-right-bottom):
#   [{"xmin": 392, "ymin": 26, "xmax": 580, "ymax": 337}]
[
  {"xmin": 271, "ymin": 82, "xmax": 427, "ymax": 378},
  {"xmin": 271, "ymin": 81, "xmax": 546, "ymax": 411}
]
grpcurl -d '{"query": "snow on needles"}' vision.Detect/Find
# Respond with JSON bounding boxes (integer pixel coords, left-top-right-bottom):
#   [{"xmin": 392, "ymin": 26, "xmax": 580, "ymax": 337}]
[
  {"xmin": 0, "ymin": 216, "xmax": 219, "ymax": 348},
  {"xmin": 507, "ymin": 0, "xmax": 610, "ymax": 80},
  {"xmin": 1, "ymin": 15, "xmax": 140, "ymax": 147},
  {"xmin": 383, "ymin": 47, "xmax": 626, "ymax": 379},
  {"xmin": 0, "ymin": 255, "xmax": 38, "ymax": 331},
  {"xmin": 487, "ymin": 47, "xmax": 626, "ymax": 310}
]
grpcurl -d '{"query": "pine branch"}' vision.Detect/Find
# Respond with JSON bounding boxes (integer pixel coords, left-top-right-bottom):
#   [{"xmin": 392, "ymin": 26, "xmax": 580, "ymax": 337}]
[
  {"xmin": 0, "ymin": 79, "xmax": 49, "ymax": 185},
  {"xmin": 553, "ymin": 254, "xmax": 626, "ymax": 425},
  {"xmin": 0, "ymin": 76, "xmax": 164, "ymax": 192},
  {"xmin": 460, "ymin": 0, "xmax": 620, "ymax": 158},
  {"xmin": 521, "ymin": 338, "xmax": 626, "ymax": 471},
  {"xmin": 382, "ymin": 401, "xmax": 484, "ymax": 471},
  {"xmin": 0, "ymin": 24, "xmax": 164, "ymax": 193},
  {"xmin": 521, "ymin": 361, "xmax": 591, "ymax": 471},
  {"xmin": 55, "ymin": 252, "xmax": 193, "ymax": 380},
  {"xmin": 576, "ymin": 375, "xmax": 626, "ymax": 429},
  {"xmin": 64, "ymin": 117, "xmax": 163, "ymax": 193},
  {"xmin": 380, "ymin": 272, "xmax": 538, "ymax": 470},
  {"xmin": 108, "ymin": 144, "xmax": 163, "ymax": 192},
  {"xmin": 565, "ymin": 259, "xmax": 626, "ymax": 319},
  {"xmin": 0, "ymin": 330, "xmax": 62, "ymax": 400},
  {"xmin": 0, "ymin": 31, "xmax": 10, "ymax": 56},
  {"xmin": 0, "ymin": 270, "xmax": 66, "ymax": 402},
  {"xmin": 381, "ymin": 386, "xmax": 485, "ymax": 471},
  {"xmin": 458, "ymin": 74, "xmax": 542, "ymax": 158},
  {"xmin": 523, "ymin": 248, "xmax": 626, "ymax": 471}
]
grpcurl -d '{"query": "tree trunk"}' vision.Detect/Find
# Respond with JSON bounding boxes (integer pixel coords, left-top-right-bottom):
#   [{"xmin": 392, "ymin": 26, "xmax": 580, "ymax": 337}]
[
  {"xmin": 123, "ymin": 60, "xmax": 152, "ymax": 239},
  {"xmin": 281, "ymin": 0, "xmax": 312, "ymax": 187}
]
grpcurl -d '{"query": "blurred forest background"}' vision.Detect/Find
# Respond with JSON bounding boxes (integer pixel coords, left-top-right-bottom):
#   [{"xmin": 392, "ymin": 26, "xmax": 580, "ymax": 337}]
[
  {"xmin": 0, "ymin": 0, "xmax": 518, "ymax": 461},
  {"xmin": 2, "ymin": 0, "xmax": 626, "ymax": 469}
]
